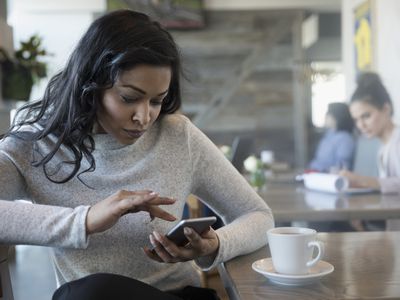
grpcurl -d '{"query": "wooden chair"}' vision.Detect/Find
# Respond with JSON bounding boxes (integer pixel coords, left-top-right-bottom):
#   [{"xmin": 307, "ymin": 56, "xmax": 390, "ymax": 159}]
[
  {"xmin": 0, "ymin": 246, "xmax": 14, "ymax": 300},
  {"xmin": 186, "ymin": 194, "xmax": 203, "ymax": 219}
]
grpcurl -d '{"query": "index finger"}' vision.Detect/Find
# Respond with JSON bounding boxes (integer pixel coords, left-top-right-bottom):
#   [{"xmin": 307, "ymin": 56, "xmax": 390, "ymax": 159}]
[
  {"xmin": 124, "ymin": 195, "xmax": 176, "ymax": 208},
  {"xmin": 147, "ymin": 206, "xmax": 177, "ymax": 222},
  {"xmin": 145, "ymin": 196, "xmax": 177, "ymax": 205}
]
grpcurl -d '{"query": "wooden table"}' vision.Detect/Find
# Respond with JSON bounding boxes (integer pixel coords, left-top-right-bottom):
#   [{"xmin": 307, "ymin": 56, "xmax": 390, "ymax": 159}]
[
  {"xmin": 219, "ymin": 231, "xmax": 400, "ymax": 300},
  {"xmin": 259, "ymin": 182, "xmax": 400, "ymax": 222}
]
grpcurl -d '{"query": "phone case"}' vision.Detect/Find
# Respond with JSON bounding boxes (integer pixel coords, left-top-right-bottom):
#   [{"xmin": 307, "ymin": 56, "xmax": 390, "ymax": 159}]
[{"xmin": 166, "ymin": 216, "xmax": 217, "ymax": 246}]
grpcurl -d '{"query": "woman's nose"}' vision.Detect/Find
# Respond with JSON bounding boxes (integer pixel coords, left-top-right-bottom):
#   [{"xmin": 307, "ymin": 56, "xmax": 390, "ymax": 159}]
[
  {"xmin": 357, "ymin": 120, "xmax": 366, "ymax": 131},
  {"xmin": 132, "ymin": 101, "xmax": 150, "ymax": 126}
]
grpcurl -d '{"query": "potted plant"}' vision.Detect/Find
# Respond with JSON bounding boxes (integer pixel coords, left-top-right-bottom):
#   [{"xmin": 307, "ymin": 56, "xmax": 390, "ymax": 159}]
[
  {"xmin": 243, "ymin": 155, "xmax": 266, "ymax": 191},
  {"xmin": 0, "ymin": 34, "xmax": 48, "ymax": 101}
]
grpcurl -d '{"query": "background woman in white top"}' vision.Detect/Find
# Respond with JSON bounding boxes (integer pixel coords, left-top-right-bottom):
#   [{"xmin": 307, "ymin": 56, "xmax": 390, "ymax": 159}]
[{"xmin": 340, "ymin": 72, "xmax": 400, "ymax": 195}]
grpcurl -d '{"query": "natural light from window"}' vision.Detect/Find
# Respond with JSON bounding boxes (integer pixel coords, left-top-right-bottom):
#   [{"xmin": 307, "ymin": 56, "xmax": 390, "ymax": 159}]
[{"xmin": 311, "ymin": 62, "xmax": 346, "ymax": 128}]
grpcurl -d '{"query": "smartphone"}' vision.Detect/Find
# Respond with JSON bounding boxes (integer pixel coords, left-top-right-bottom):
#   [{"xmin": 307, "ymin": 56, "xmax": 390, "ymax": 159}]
[{"xmin": 151, "ymin": 216, "xmax": 217, "ymax": 249}]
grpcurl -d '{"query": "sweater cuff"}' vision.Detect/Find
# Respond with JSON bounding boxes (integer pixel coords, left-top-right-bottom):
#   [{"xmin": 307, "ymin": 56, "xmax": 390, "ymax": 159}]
[{"xmin": 72, "ymin": 205, "xmax": 91, "ymax": 249}]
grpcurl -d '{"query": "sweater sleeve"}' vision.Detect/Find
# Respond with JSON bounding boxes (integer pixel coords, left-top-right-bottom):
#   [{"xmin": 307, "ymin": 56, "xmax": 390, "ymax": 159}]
[
  {"xmin": 184, "ymin": 119, "xmax": 274, "ymax": 270},
  {"xmin": 377, "ymin": 130, "xmax": 400, "ymax": 195},
  {"xmin": 0, "ymin": 200, "xmax": 90, "ymax": 248},
  {"xmin": 378, "ymin": 178, "xmax": 400, "ymax": 194},
  {"xmin": 0, "ymin": 144, "xmax": 90, "ymax": 249}
]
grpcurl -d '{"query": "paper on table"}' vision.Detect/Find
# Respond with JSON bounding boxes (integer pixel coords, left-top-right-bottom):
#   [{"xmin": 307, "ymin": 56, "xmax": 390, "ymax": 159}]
[{"xmin": 303, "ymin": 173, "xmax": 349, "ymax": 193}]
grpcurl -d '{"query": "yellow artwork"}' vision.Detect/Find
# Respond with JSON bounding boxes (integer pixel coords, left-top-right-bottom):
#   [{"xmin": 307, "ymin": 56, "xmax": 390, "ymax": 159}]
[{"xmin": 354, "ymin": 1, "xmax": 373, "ymax": 71}]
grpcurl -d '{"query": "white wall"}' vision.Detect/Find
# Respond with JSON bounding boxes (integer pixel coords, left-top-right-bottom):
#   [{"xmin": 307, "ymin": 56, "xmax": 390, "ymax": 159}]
[
  {"xmin": 0, "ymin": 1, "xmax": 13, "ymax": 55},
  {"xmin": 375, "ymin": 0, "xmax": 400, "ymax": 123},
  {"xmin": 204, "ymin": 0, "xmax": 340, "ymax": 11},
  {"xmin": 342, "ymin": 0, "xmax": 400, "ymax": 123},
  {"xmin": 0, "ymin": 0, "xmax": 13, "ymax": 104},
  {"xmin": 7, "ymin": 0, "xmax": 106, "ymax": 100},
  {"xmin": 9, "ymin": 0, "xmax": 106, "ymax": 12}
]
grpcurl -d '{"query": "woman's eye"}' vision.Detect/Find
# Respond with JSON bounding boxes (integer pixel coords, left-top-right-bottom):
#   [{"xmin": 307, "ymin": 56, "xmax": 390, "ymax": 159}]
[
  {"xmin": 121, "ymin": 95, "xmax": 139, "ymax": 103},
  {"xmin": 362, "ymin": 113, "xmax": 370, "ymax": 119}
]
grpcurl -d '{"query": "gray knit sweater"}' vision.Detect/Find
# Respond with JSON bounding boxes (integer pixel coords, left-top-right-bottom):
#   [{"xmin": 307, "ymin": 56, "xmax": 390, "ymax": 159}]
[{"xmin": 0, "ymin": 114, "xmax": 274, "ymax": 290}]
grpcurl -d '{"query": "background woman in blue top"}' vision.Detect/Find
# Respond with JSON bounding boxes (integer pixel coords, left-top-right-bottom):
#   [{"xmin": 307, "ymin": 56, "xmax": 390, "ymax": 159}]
[{"xmin": 309, "ymin": 102, "xmax": 355, "ymax": 172}]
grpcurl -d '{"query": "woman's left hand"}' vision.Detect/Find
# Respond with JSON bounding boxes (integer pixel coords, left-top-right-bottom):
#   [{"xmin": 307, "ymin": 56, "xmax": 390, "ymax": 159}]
[{"xmin": 143, "ymin": 227, "xmax": 219, "ymax": 263}]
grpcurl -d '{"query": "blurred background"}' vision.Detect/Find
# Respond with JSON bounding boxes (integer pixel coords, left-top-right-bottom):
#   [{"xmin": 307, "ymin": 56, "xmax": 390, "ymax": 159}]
[{"xmin": 0, "ymin": 0, "xmax": 398, "ymax": 170}]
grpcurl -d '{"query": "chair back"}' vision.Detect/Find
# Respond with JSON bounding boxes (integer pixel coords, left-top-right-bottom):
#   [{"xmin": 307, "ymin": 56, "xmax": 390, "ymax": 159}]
[
  {"xmin": 0, "ymin": 246, "xmax": 14, "ymax": 300},
  {"xmin": 231, "ymin": 136, "xmax": 254, "ymax": 173},
  {"xmin": 352, "ymin": 136, "xmax": 380, "ymax": 176}
]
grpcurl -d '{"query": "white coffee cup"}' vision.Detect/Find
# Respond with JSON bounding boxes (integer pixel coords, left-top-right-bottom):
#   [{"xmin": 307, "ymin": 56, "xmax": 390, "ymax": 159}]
[{"xmin": 267, "ymin": 227, "xmax": 324, "ymax": 275}]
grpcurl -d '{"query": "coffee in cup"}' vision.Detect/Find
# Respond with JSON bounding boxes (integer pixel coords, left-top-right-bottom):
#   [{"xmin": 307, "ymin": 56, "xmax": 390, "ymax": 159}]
[{"xmin": 267, "ymin": 227, "xmax": 324, "ymax": 275}]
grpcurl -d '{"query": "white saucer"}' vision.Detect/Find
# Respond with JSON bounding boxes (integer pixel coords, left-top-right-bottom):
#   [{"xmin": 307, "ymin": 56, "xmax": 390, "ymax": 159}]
[{"xmin": 252, "ymin": 257, "xmax": 334, "ymax": 286}]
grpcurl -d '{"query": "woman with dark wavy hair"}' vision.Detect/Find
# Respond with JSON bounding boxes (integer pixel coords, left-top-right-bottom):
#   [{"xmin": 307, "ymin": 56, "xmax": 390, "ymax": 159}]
[{"xmin": 0, "ymin": 10, "xmax": 273, "ymax": 299}]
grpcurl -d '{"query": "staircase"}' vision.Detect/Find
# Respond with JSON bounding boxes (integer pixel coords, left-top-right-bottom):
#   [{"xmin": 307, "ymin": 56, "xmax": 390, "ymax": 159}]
[{"xmin": 171, "ymin": 10, "xmax": 304, "ymax": 165}]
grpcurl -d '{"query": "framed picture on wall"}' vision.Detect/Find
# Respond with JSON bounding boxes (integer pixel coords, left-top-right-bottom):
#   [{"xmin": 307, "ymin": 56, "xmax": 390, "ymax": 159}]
[
  {"xmin": 353, "ymin": 0, "xmax": 373, "ymax": 73},
  {"xmin": 107, "ymin": 0, "xmax": 206, "ymax": 29}
]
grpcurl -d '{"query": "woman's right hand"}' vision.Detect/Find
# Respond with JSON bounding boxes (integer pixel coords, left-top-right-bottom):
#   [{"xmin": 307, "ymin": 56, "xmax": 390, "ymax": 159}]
[
  {"xmin": 86, "ymin": 190, "xmax": 176, "ymax": 235},
  {"xmin": 339, "ymin": 170, "xmax": 380, "ymax": 190}
]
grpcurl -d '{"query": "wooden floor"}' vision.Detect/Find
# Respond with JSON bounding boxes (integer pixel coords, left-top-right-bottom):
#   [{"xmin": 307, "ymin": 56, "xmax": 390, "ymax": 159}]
[{"xmin": 8, "ymin": 246, "xmax": 229, "ymax": 300}]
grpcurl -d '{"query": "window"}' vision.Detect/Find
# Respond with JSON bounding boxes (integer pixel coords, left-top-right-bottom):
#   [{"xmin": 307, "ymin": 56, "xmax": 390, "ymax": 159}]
[{"xmin": 311, "ymin": 62, "xmax": 346, "ymax": 127}]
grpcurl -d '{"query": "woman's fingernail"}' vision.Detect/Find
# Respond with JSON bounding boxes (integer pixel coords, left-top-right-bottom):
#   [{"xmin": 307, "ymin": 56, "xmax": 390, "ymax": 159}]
[
  {"xmin": 149, "ymin": 191, "xmax": 157, "ymax": 196},
  {"xmin": 184, "ymin": 227, "xmax": 192, "ymax": 235},
  {"xmin": 149, "ymin": 234, "xmax": 156, "ymax": 246},
  {"xmin": 153, "ymin": 231, "xmax": 161, "ymax": 240}
]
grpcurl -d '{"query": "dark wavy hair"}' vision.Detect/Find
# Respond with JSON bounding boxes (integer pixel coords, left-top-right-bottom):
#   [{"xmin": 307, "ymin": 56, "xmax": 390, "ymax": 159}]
[
  {"xmin": 1, "ymin": 10, "xmax": 182, "ymax": 184},
  {"xmin": 327, "ymin": 102, "xmax": 354, "ymax": 133},
  {"xmin": 351, "ymin": 72, "xmax": 393, "ymax": 115}
]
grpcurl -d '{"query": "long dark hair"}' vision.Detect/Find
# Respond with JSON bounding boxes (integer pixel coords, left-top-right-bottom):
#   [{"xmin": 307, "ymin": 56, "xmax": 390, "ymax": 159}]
[
  {"xmin": 350, "ymin": 72, "xmax": 393, "ymax": 114},
  {"xmin": 1, "ymin": 10, "xmax": 182, "ymax": 184},
  {"xmin": 327, "ymin": 102, "xmax": 354, "ymax": 133}
]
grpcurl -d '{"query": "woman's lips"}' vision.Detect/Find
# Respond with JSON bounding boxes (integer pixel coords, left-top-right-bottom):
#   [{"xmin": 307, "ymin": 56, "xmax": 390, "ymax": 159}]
[{"xmin": 123, "ymin": 129, "xmax": 145, "ymax": 138}]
